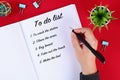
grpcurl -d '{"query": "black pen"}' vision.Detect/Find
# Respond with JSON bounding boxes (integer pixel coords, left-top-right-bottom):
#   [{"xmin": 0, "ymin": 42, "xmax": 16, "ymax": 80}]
[{"xmin": 72, "ymin": 30, "xmax": 106, "ymax": 64}]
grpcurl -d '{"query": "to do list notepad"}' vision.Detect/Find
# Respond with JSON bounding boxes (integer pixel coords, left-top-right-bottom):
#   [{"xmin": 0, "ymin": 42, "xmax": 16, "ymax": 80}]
[{"xmin": 0, "ymin": 4, "xmax": 82, "ymax": 80}]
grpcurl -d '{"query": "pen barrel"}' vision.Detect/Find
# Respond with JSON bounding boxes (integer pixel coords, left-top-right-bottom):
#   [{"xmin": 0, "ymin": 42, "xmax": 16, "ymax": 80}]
[
  {"xmin": 91, "ymin": 48, "xmax": 105, "ymax": 63},
  {"xmin": 73, "ymin": 30, "xmax": 105, "ymax": 64}
]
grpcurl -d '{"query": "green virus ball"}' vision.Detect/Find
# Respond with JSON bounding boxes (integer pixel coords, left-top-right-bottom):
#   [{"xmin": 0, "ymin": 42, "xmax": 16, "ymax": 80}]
[{"xmin": 89, "ymin": 5, "xmax": 114, "ymax": 31}]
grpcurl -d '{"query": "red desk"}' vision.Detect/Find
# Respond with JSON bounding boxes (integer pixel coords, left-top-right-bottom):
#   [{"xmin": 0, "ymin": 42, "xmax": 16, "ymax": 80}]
[{"xmin": 0, "ymin": 0, "xmax": 120, "ymax": 80}]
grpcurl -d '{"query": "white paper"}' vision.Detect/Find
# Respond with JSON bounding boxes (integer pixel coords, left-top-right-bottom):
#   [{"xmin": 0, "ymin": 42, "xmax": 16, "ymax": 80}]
[
  {"xmin": 20, "ymin": 4, "xmax": 82, "ymax": 80},
  {"xmin": 0, "ymin": 23, "xmax": 37, "ymax": 80}
]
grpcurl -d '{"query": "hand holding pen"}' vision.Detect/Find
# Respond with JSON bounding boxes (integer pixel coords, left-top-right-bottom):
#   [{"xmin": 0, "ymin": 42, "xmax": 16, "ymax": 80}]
[{"xmin": 71, "ymin": 28, "xmax": 104, "ymax": 75}]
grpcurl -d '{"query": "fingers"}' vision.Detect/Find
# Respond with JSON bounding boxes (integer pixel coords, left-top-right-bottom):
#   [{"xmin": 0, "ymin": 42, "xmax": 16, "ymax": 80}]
[
  {"xmin": 71, "ymin": 32, "xmax": 82, "ymax": 52},
  {"xmin": 74, "ymin": 28, "xmax": 95, "ymax": 38},
  {"xmin": 73, "ymin": 28, "xmax": 98, "ymax": 50}
]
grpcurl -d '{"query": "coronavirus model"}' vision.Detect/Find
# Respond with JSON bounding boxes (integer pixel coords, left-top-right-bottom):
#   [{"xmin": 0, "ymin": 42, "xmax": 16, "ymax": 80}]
[{"xmin": 89, "ymin": 5, "xmax": 115, "ymax": 31}]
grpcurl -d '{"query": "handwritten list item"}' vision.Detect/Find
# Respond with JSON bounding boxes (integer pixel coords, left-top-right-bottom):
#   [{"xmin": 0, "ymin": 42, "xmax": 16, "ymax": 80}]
[{"xmin": 29, "ymin": 26, "xmax": 65, "ymax": 64}]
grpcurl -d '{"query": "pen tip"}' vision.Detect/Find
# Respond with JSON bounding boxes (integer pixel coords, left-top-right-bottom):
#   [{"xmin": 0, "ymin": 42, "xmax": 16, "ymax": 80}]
[
  {"xmin": 72, "ymin": 29, "xmax": 74, "ymax": 32},
  {"xmin": 68, "ymin": 27, "xmax": 74, "ymax": 32}
]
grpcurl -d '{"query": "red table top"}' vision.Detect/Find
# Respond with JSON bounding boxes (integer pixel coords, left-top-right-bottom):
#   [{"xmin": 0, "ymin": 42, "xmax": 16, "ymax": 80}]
[{"xmin": 0, "ymin": 0, "xmax": 120, "ymax": 80}]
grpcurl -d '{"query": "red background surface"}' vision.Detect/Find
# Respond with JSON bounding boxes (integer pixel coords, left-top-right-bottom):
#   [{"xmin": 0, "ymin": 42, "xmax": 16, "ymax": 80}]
[{"xmin": 0, "ymin": 0, "xmax": 120, "ymax": 80}]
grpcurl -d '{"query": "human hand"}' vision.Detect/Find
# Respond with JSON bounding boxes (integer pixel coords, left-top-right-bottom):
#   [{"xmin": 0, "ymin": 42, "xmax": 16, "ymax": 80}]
[{"xmin": 71, "ymin": 28, "xmax": 98, "ymax": 75}]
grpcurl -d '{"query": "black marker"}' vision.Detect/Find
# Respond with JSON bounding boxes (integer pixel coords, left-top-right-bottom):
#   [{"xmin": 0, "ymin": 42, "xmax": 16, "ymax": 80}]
[{"xmin": 72, "ymin": 30, "xmax": 106, "ymax": 64}]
